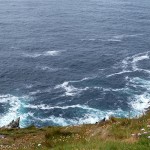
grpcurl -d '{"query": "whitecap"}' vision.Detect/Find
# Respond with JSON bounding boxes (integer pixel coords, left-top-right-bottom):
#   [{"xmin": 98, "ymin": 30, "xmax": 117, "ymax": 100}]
[
  {"xmin": 113, "ymin": 34, "xmax": 143, "ymax": 40},
  {"xmin": 28, "ymin": 106, "xmax": 132, "ymax": 126},
  {"xmin": 55, "ymin": 82, "xmax": 89, "ymax": 96},
  {"xmin": 106, "ymin": 39, "xmax": 122, "ymax": 42},
  {"xmin": 36, "ymin": 66, "xmax": 58, "ymax": 72},
  {"xmin": 130, "ymin": 93, "xmax": 150, "ymax": 112},
  {"xmin": 122, "ymin": 51, "xmax": 150, "ymax": 71},
  {"xmin": 105, "ymin": 51, "xmax": 150, "ymax": 78},
  {"xmin": 29, "ymin": 88, "xmax": 51, "ymax": 96},
  {"xmin": 124, "ymin": 77, "xmax": 150, "ymax": 115},
  {"xmin": 130, "ymin": 77, "xmax": 150, "ymax": 90},
  {"xmin": 30, "ymin": 115, "xmax": 75, "ymax": 126},
  {"xmin": 105, "ymin": 34, "xmax": 142, "ymax": 42},
  {"xmin": 132, "ymin": 54, "xmax": 149, "ymax": 63},
  {"xmin": 0, "ymin": 95, "xmax": 29, "ymax": 127},
  {"xmin": 43, "ymin": 50, "xmax": 60, "ymax": 56},
  {"xmin": 23, "ymin": 104, "xmax": 106, "ymax": 111},
  {"xmin": 36, "ymin": 66, "xmax": 68, "ymax": 72},
  {"xmin": 132, "ymin": 52, "xmax": 149, "ymax": 71},
  {"xmin": 25, "ymin": 84, "xmax": 33, "ymax": 89},
  {"xmin": 29, "ymin": 90, "xmax": 42, "ymax": 95},
  {"xmin": 81, "ymin": 38, "xmax": 96, "ymax": 41},
  {"xmin": 23, "ymin": 53, "xmax": 42, "ymax": 58},
  {"xmin": 22, "ymin": 50, "xmax": 62, "ymax": 58}
]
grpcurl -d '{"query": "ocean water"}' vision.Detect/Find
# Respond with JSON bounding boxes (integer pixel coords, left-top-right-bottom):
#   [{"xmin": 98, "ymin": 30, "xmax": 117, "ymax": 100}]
[{"xmin": 0, "ymin": 0, "xmax": 150, "ymax": 127}]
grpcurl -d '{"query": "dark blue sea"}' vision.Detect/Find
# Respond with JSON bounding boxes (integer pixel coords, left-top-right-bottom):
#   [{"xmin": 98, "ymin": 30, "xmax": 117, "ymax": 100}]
[{"xmin": 0, "ymin": 0, "xmax": 150, "ymax": 127}]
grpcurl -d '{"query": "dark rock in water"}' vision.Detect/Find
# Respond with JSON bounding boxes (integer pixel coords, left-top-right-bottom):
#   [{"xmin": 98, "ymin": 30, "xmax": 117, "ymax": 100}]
[{"xmin": 2, "ymin": 117, "xmax": 20, "ymax": 129}]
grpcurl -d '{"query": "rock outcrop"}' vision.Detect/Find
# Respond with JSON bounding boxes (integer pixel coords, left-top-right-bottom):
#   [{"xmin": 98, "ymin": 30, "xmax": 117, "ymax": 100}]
[{"xmin": 2, "ymin": 117, "xmax": 20, "ymax": 129}]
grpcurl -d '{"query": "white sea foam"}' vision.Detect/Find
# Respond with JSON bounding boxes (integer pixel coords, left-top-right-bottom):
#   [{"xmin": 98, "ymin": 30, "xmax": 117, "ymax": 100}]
[
  {"xmin": 107, "ymin": 70, "xmax": 132, "ymax": 78},
  {"xmin": 138, "ymin": 69, "xmax": 150, "ymax": 74},
  {"xmin": 0, "ymin": 95, "xmax": 29, "ymax": 127},
  {"xmin": 132, "ymin": 53, "xmax": 149, "ymax": 71},
  {"xmin": 24, "ymin": 104, "xmax": 126, "ymax": 125},
  {"xmin": 43, "ymin": 51, "xmax": 60, "ymax": 56},
  {"xmin": 132, "ymin": 54, "xmax": 149, "ymax": 63},
  {"xmin": 23, "ymin": 53, "xmax": 41, "ymax": 58},
  {"xmin": 29, "ymin": 90, "xmax": 42, "ymax": 95},
  {"xmin": 29, "ymin": 88, "xmax": 51, "ymax": 96},
  {"xmin": 24, "ymin": 104, "xmax": 106, "ymax": 111},
  {"xmin": 25, "ymin": 84, "xmax": 33, "ymax": 89},
  {"xmin": 130, "ymin": 93, "xmax": 150, "ymax": 112},
  {"xmin": 105, "ymin": 34, "xmax": 142, "ymax": 42},
  {"xmin": 69, "ymin": 76, "xmax": 96, "ymax": 83},
  {"xmin": 28, "ymin": 106, "xmax": 131, "ymax": 126},
  {"xmin": 31, "ymin": 115, "xmax": 75, "ymax": 126},
  {"xmin": 36, "ymin": 66, "xmax": 58, "ymax": 72},
  {"xmin": 108, "ymin": 51, "xmax": 150, "ymax": 78},
  {"xmin": 106, "ymin": 51, "xmax": 150, "ymax": 117},
  {"xmin": 81, "ymin": 34, "xmax": 142, "ymax": 43},
  {"xmin": 106, "ymin": 39, "xmax": 122, "ymax": 42},
  {"xmin": 113, "ymin": 34, "xmax": 142, "ymax": 40},
  {"xmin": 57, "ymin": 76, "xmax": 97, "ymax": 87},
  {"xmin": 23, "ymin": 50, "xmax": 62, "ymax": 58},
  {"xmin": 125, "ymin": 77, "xmax": 150, "ymax": 115},
  {"xmin": 26, "ymin": 101, "xmax": 145, "ymax": 126},
  {"xmin": 81, "ymin": 38, "xmax": 96, "ymax": 41},
  {"xmin": 122, "ymin": 51, "xmax": 150, "ymax": 71},
  {"xmin": 36, "ymin": 66, "xmax": 68, "ymax": 72},
  {"xmin": 55, "ymin": 82, "xmax": 89, "ymax": 96},
  {"xmin": 130, "ymin": 77, "xmax": 150, "ymax": 91}
]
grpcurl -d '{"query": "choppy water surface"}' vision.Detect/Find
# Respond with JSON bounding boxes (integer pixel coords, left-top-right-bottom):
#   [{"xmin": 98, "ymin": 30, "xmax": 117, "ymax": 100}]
[{"xmin": 0, "ymin": 0, "xmax": 150, "ymax": 127}]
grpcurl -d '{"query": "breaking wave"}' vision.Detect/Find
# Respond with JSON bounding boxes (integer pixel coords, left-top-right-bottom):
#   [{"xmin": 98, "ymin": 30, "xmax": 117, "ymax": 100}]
[
  {"xmin": 55, "ymin": 81, "xmax": 89, "ymax": 96},
  {"xmin": 1, "ymin": 51, "xmax": 150, "ymax": 127},
  {"xmin": 107, "ymin": 51, "xmax": 150, "ymax": 77},
  {"xmin": 123, "ymin": 51, "xmax": 150, "ymax": 71},
  {"xmin": 24, "ymin": 104, "xmax": 134, "ymax": 126},
  {"xmin": 106, "ymin": 51, "xmax": 150, "ymax": 116},
  {"xmin": 0, "ymin": 95, "xmax": 30, "ymax": 127},
  {"xmin": 128, "ymin": 77, "xmax": 150, "ymax": 112}
]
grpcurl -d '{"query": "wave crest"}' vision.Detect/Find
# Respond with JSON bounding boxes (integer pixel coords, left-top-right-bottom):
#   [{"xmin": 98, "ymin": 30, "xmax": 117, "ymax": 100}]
[{"xmin": 0, "ymin": 94, "xmax": 29, "ymax": 127}]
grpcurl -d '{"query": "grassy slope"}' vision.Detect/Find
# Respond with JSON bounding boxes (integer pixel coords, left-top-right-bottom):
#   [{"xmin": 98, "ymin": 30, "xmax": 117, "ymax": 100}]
[{"xmin": 0, "ymin": 111, "xmax": 150, "ymax": 150}]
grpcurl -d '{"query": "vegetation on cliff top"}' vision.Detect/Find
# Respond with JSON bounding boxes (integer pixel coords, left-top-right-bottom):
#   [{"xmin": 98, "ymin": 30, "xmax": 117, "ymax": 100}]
[{"xmin": 1, "ymin": 111, "xmax": 150, "ymax": 150}]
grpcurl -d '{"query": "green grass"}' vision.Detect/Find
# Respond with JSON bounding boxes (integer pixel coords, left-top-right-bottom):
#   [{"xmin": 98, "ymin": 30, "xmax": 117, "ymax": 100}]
[{"xmin": 1, "ymin": 111, "xmax": 150, "ymax": 149}]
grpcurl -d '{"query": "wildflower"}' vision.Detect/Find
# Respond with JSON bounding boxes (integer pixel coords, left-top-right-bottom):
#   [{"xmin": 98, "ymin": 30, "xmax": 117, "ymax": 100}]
[
  {"xmin": 138, "ymin": 133, "xmax": 142, "ymax": 136},
  {"xmin": 141, "ymin": 128, "xmax": 145, "ymax": 131},
  {"xmin": 38, "ymin": 144, "xmax": 41, "ymax": 147}
]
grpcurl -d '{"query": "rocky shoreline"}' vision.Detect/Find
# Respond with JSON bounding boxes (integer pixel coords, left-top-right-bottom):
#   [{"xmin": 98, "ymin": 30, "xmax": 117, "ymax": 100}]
[{"xmin": 1, "ymin": 117, "xmax": 20, "ymax": 129}]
